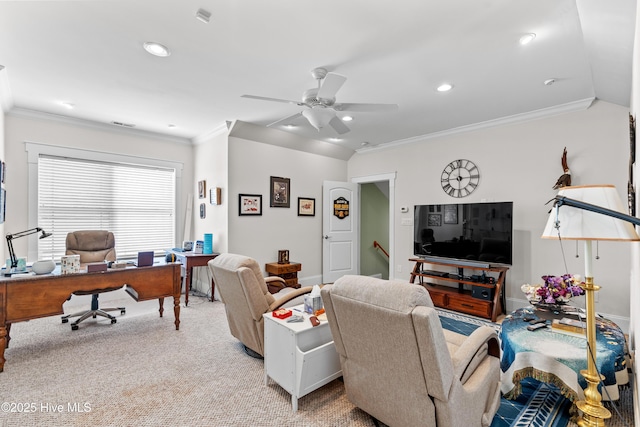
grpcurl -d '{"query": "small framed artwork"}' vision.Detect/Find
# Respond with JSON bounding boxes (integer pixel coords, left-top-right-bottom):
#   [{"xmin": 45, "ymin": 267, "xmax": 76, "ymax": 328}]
[
  {"xmin": 0, "ymin": 188, "xmax": 4, "ymax": 224},
  {"xmin": 298, "ymin": 197, "xmax": 315, "ymax": 216},
  {"xmin": 210, "ymin": 187, "xmax": 221, "ymax": 205},
  {"xmin": 428, "ymin": 214, "xmax": 441, "ymax": 227},
  {"xmin": 199, "ymin": 203, "xmax": 206, "ymax": 219},
  {"xmin": 278, "ymin": 249, "xmax": 290, "ymax": 264},
  {"xmin": 270, "ymin": 176, "xmax": 290, "ymax": 208},
  {"xmin": 0, "ymin": 161, "xmax": 4, "ymax": 184},
  {"xmin": 198, "ymin": 180, "xmax": 207, "ymax": 199},
  {"xmin": 444, "ymin": 205, "xmax": 458, "ymax": 224},
  {"xmin": 239, "ymin": 194, "xmax": 262, "ymax": 216}
]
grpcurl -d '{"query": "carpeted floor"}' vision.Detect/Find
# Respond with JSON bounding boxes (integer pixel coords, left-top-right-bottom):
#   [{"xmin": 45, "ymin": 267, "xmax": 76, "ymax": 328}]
[{"xmin": 0, "ymin": 292, "xmax": 633, "ymax": 426}]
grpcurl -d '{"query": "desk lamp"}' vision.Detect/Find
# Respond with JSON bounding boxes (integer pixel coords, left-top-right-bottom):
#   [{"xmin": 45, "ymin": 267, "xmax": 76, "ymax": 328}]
[
  {"xmin": 4, "ymin": 227, "xmax": 52, "ymax": 277},
  {"xmin": 542, "ymin": 184, "xmax": 640, "ymax": 427}
]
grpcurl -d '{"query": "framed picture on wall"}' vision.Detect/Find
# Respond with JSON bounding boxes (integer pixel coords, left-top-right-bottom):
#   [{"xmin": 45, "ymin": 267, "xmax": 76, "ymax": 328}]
[
  {"xmin": 428, "ymin": 214, "xmax": 441, "ymax": 227},
  {"xmin": 239, "ymin": 194, "xmax": 262, "ymax": 216},
  {"xmin": 270, "ymin": 176, "xmax": 290, "ymax": 208},
  {"xmin": 0, "ymin": 188, "xmax": 5, "ymax": 224},
  {"xmin": 444, "ymin": 205, "xmax": 458, "ymax": 224},
  {"xmin": 198, "ymin": 180, "xmax": 206, "ymax": 199},
  {"xmin": 298, "ymin": 197, "xmax": 315, "ymax": 216}
]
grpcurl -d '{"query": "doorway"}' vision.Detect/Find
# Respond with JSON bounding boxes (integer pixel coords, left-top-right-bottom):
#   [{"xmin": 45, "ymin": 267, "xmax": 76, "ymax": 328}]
[{"xmin": 353, "ymin": 173, "xmax": 396, "ymax": 280}]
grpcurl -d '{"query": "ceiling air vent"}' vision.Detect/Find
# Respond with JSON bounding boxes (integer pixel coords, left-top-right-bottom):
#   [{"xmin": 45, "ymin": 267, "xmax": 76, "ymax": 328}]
[{"xmin": 111, "ymin": 121, "xmax": 135, "ymax": 128}]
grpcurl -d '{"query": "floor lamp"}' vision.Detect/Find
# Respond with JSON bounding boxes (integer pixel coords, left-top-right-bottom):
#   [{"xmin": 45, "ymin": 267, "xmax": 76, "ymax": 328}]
[{"xmin": 542, "ymin": 184, "xmax": 640, "ymax": 427}]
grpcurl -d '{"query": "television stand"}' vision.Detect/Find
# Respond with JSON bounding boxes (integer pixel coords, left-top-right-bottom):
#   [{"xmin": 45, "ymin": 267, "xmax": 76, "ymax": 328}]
[{"xmin": 409, "ymin": 258, "xmax": 508, "ymax": 322}]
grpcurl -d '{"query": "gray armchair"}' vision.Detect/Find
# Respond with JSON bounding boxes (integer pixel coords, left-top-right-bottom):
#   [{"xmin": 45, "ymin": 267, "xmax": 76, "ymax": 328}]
[
  {"xmin": 207, "ymin": 253, "xmax": 312, "ymax": 358},
  {"xmin": 61, "ymin": 230, "xmax": 125, "ymax": 330},
  {"xmin": 321, "ymin": 275, "xmax": 501, "ymax": 427}
]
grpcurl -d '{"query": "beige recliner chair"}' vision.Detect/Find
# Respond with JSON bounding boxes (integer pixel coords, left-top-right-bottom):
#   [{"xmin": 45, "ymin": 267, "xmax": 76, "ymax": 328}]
[
  {"xmin": 61, "ymin": 230, "xmax": 125, "ymax": 330},
  {"xmin": 207, "ymin": 253, "xmax": 312, "ymax": 358},
  {"xmin": 321, "ymin": 275, "xmax": 501, "ymax": 427}
]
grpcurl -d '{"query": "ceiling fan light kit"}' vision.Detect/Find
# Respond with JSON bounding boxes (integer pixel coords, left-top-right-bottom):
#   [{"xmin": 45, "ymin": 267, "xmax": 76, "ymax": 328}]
[{"xmin": 242, "ymin": 67, "xmax": 398, "ymax": 136}]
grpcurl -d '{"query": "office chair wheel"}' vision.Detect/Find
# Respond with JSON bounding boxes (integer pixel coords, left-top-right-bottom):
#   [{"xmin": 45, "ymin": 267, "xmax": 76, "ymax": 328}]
[
  {"xmin": 71, "ymin": 324, "xmax": 79, "ymax": 331},
  {"xmin": 62, "ymin": 318, "xmax": 69, "ymax": 323},
  {"xmin": 111, "ymin": 318, "xmax": 117, "ymax": 324},
  {"xmin": 120, "ymin": 309, "xmax": 126, "ymax": 315}
]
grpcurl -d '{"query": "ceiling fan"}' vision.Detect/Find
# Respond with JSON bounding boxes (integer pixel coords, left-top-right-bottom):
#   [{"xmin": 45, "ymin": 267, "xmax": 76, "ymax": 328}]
[{"xmin": 241, "ymin": 67, "xmax": 398, "ymax": 135}]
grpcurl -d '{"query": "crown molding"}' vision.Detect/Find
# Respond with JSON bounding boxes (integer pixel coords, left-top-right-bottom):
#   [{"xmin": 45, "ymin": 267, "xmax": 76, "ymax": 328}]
[
  {"xmin": 356, "ymin": 97, "xmax": 596, "ymax": 154},
  {"xmin": 7, "ymin": 107, "xmax": 192, "ymax": 145},
  {"xmin": 192, "ymin": 122, "xmax": 229, "ymax": 145}
]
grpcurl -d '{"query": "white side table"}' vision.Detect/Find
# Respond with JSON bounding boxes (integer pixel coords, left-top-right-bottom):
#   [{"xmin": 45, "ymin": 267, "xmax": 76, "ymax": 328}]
[{"xmin": 263, "ymin": 307, "xmax": 342, "ymax": 411}]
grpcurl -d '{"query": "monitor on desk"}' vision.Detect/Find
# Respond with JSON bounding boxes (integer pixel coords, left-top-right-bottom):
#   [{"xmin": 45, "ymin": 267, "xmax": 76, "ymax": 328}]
[{"xmin": 136, "ymin": 251, "xmax": 154, "ymax": 267}]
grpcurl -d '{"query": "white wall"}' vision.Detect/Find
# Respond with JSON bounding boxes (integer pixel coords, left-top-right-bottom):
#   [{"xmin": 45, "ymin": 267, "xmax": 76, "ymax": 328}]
[
  {"xmin": 630, "ymin": 3, "xmax": 640, "ymax": 424},
  {"xmin": 3, "ymin": 113, "xmax": 194, "ymax": 260},
  {"xmin": 0, "ymin": 103, "xmax": 4, "ymax": 263},
  {"xmin": 192, "ymin": 130, "xmax": 229, "ymax": 253},
  {"xmin": 227, "ymin": 137, "xmax": 347, "ymax": 283},
  {"xmin": 349, "ymin": 100, "xmax": 632, "ymax": 329}
]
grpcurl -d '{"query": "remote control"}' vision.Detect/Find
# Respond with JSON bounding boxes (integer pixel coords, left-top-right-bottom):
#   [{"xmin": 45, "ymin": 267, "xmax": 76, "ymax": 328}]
[
  {"xmin": 522, "ymin": 316, "xmax": 534, "ymax": 322},
  {"xmin": 529, "ymin": 318, "xmax": 547, "ymax": 325},
  {"xmin": 527, "ymin": 322, "xmax": 547, "ymax": 331}
]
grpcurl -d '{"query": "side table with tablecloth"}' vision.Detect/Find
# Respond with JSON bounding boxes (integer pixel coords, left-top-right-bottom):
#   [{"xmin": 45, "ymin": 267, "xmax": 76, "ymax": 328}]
[{"xmin": 500, "ymin": 306, "xmax": 628, "ymax": 402}]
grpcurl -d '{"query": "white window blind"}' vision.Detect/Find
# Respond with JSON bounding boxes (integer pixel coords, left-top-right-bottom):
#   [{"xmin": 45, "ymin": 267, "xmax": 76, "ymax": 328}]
[{"xmin": 38, "ymin": 155, "xmax": 175, "ymax": 260}]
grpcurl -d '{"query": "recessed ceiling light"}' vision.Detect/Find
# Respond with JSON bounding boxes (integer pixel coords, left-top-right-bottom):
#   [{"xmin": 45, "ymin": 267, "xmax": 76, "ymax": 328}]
[
  {"xmin": 342, "ymin": 116, "xmax": 353, "ymax": 122},
  {"xmin": 285, "ymin": 124, "xmax": 297, "ymax": 129},
  {"xmin": 60, "ymin": 101, "xmax": 75, "ymax": 109},
  {"xmin": 330, "ymin": 137, "xmax": 341, "ymax": 142},
  {"xmin": 519, "ymin": 33, "xmax": 536, "ymax": 45},
  {"xmin": 544, "ymin": 78, "xmax": 556, "ymax": 86},
  {"xmin": 361, "ymin": 141, "xmax": 369, "ymax": 146},
  {"xmin": 143, "ymin": 42, "xmax": 171, "ymax": 57},
  {"xmin": 436, "ymin": 83, "xmax": 453, "ymax": 92}
]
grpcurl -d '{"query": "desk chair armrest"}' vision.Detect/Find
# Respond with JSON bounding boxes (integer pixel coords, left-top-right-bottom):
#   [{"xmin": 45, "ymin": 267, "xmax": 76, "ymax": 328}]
[
  {"xmin": 451, "ymin": 326, "xmax": 499, "ymax": 383},
  {"xmin": 269, "ymin": 286, "xmax": 313, "ymax": 311},
  {"xmin": 265, "ymin": 276, "xmax": 287, "ymax": 294}
]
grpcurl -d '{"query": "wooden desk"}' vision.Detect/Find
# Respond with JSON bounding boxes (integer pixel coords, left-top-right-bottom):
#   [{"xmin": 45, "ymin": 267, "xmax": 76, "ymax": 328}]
[
  {"xmin": 169, "ymin": 251, "xmax": 219, "ymax": 306},
  {"xmin": 0, "ymin": 263, "xmax": 181, "ymax": 372}
]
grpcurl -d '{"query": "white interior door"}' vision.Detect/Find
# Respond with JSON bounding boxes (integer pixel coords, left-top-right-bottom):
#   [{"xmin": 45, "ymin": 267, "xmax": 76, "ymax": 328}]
[{"xmin": 322, "ymin": 181, "xmax": 359, "ymax": 283}]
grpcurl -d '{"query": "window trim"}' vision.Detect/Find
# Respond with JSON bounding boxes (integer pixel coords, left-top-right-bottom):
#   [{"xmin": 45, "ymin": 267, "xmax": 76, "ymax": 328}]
[{"xmin": 26, "ymin": 141, "xmax": 184, "ymax": 261}]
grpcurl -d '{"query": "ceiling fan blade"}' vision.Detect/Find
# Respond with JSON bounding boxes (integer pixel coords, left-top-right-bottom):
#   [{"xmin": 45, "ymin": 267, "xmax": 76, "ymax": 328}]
[
  {"xmin": 241, "ymin": 94, "xmax": 304, "ymax": 106},
  {"xmin": 317, "ymin": 73, "xmax": 347, "ymax": 99},
  {"xmin": 267, "ymin": 112, "xmax": 303, "ymax": 128},
  {"xmin": 334, "ymin": 103, "xmax": 399, "ymax": 112},
  {"xmin": 328, "ymin": 116, "xmax": 350, "ymax": 135}
]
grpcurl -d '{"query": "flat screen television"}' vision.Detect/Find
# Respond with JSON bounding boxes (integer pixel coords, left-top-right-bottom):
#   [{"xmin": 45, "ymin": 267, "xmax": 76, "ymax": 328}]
[{"xmin": 414, "ymin": 201, "xmax": 513, "ymax": 266}]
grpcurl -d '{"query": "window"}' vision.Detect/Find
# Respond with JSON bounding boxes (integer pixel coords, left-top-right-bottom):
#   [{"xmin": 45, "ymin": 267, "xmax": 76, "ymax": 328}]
[{"xmin": 37, "ymin": 154, "xmax": 176, "ymax": 260}]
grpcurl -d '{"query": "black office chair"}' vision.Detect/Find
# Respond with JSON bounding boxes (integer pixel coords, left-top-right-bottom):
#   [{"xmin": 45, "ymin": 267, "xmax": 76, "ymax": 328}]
[{"xmin": 61, "ymin": 230, "xmax": 126, "ymax": 330}]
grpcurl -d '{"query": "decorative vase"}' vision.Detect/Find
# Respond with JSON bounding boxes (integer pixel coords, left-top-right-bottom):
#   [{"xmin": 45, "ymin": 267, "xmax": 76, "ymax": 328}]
[{"xmin": 31, "ymin": 259, "xmax": 56, "ymax": 275}]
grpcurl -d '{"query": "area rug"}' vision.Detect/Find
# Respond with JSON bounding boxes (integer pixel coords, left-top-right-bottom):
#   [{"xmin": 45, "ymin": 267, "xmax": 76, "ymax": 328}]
[
  {"xmin": 0, "ymin": 295, "xmax": 622, "ymax": 427},
  {"xmin": 437, "ymin": 309, "xmax": 573, "ymax": 427}
]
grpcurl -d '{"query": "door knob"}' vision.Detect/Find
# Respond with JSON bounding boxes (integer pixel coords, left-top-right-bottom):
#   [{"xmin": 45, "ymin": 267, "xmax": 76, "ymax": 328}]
[{"xmin": 323, "ymin": 235, "xmax": 330, "ymax": 239}]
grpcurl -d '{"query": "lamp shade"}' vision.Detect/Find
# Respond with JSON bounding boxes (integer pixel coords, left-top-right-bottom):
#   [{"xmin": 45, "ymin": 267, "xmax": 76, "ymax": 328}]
[{"xmin": 542, "ymin": 184, "xmax": 640, "ymax": 241}]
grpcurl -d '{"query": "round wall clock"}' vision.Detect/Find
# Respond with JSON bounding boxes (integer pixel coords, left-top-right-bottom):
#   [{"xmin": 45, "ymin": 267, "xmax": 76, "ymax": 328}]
[{"xmin": 441, "ymin": 159, "xmax": 480, "ymax": 198}]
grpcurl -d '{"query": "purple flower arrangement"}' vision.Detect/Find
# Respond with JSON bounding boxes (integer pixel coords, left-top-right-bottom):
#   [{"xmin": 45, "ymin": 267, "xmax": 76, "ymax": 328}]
[{"xmin": 521, "ymin": 274, "xmax": 585, "ymax": 304}]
